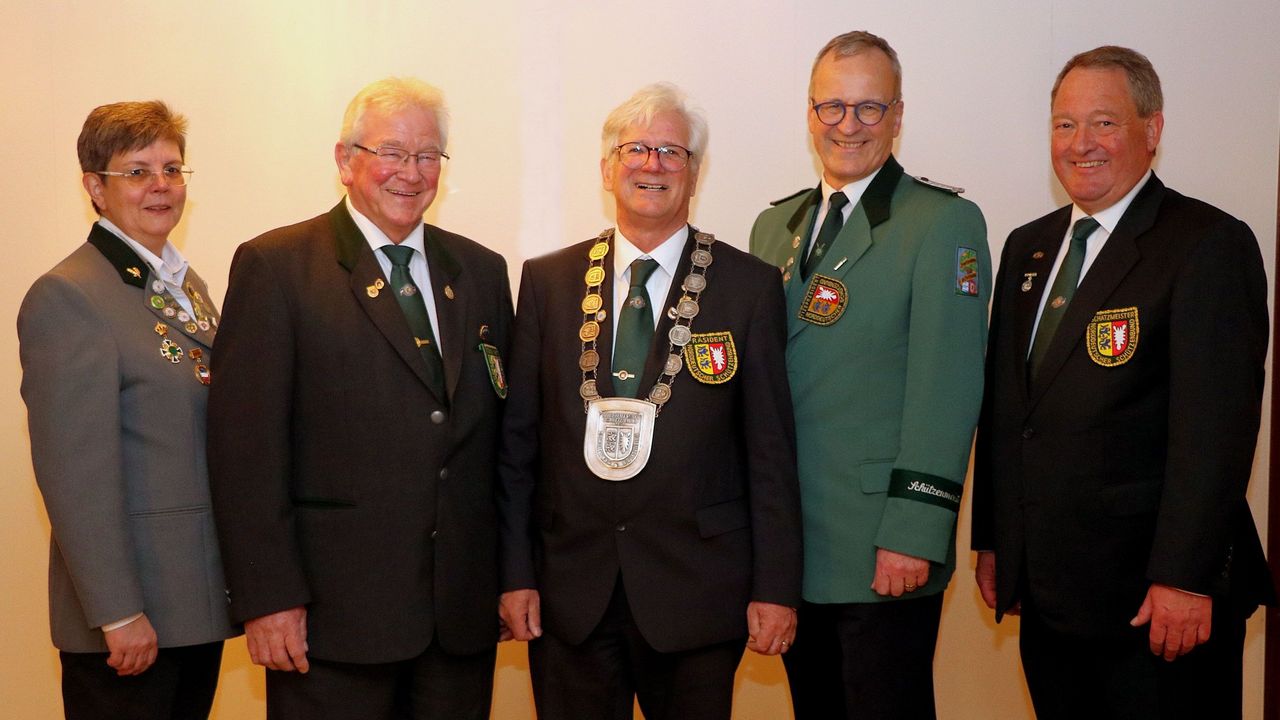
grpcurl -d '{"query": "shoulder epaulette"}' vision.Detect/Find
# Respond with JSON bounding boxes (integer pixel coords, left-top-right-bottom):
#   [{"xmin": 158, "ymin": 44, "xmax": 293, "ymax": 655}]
[
  {"xmin": 911, "ymin": 175, "xmax": 965, "ymax": 194},
  {"xmin": 770, "ymin": 188, "xmax": 812, "ymax": 206}
]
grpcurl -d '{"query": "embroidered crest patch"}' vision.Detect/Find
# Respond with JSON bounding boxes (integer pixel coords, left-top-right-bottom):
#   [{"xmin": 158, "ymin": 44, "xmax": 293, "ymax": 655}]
[
  {"xmin": 955, "ymin": 247, "xmax": 979, "ymax": 296},
  {"xmin": 478, "ymin": 342, "xmax": 508, "ymax": 398},
  {"xmin": 682, "ymin": 331, "xmax": 737, "ymax": 384},
  {"xmin": 798, "ymin": 274, "xmax": 848, "ymax": 326},
  {"xmin": 1085, "ymin": 307, "xmax": 1139, "ymax": 366}
]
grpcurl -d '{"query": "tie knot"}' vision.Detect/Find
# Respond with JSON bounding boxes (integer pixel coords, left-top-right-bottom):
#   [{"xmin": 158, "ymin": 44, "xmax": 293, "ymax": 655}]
[
  {"xmin": 828, "ymin": 191, "xmax": 849, "ymax": 212},
  {"xmin": 382, "ymin": 244, "xmax": 414, "ymax": 268},
  {"xmin": 629, "ymin": 258, "xmax": 660, "ymax": 290},
  {"xmin": 1071, "ymin": 217, "xmax": 1100, "ymax": 244}
]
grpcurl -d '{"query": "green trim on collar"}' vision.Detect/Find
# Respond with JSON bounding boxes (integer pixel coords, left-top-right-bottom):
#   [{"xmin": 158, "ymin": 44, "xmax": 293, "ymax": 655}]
[
  {"xmin": 860, "ymin": 154, "xmax": 903, "ymax": 229},
  {"xmin": 86, "ymin": 223, "xmax": 148, "ymax": 289}
]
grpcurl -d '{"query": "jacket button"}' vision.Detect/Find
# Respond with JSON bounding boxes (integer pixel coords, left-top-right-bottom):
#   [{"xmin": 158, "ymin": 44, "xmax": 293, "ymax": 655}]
[
  {"xmin": 430, "ymin": 410, "xmax": 446, "ymax": 424},
  {"xmin": 1021, "ymin": 427, "xmax": 1034, "ymax": 439},
  {"xmin": 431, "ymin": 530, "xmax": 439, "ymax": 539},
  {"xmin": 616, "ymin": 524, "xmax": 626, "ymax": 532},
  {"xmin": 439, "ymin": 468, "xmax": 449, "ymax": 480}
]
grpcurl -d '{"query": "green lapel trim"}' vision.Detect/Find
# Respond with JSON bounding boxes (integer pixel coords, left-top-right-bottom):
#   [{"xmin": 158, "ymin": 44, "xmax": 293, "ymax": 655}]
[
  {"xmin": 86, "ymin": 223, "xmax": 148, "ymax": 289},
  {"xmin": 860, "ymin": 154, "xmax": 903, "ymax": 229},
  {"xmin": 784, "ymin": 187, "xmax": 821, "ymax": 239},
  {"xmin": 423, "ymin": 225, "xmax": 462, "ymax": 282},
  {"xmin": 329, "ymin": 200, "xmax": 367, "ymax": 272}
]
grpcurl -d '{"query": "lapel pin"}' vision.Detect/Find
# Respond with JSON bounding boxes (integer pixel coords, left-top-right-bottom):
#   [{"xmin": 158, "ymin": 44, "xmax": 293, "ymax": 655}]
[
  {"xmin": 1021, "ymin": 273, "xmax": 1037, "ymax": 292},
  {"xmin": 1032, "ymin": 251, "xmax": 1045, "ymax": 260},
  {"xmin": 479, "ymin": 324, "xmax": 490, "ymax": 340},
  {"xmin": 792, "ymin": 235, "xmax": 802, "ymax": 249},
  {"xmin": 366, "ymin": 284, "xmax": 380, "ymax": 298},
  {"xmin": 833, "ymin": 257, "xmax": 849, "ymax": 271},
  {"xmin": 126, "ymin": 267, "xmax": 142, "ymax": 279},
  {"xmin": 444, "ymin": 285, "xmax": 455, "ymax": 300}
]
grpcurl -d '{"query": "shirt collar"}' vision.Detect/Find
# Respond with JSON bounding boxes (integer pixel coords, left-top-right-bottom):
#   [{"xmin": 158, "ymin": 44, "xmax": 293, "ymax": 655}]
[
  {"xmin": 1070, "ymin": 169, "xmax": 1153, "ymax": 234},
  {"xmin": 821, "ymin": 165, "xmax": 882, "ymax": 211},
  {"xmin": 96, "ymin": 216, "xmax": 188, "ymax": 284},
  {"xmin": 613, "ymin": 225, "xmax": 688, "ymax": 281},
  {"xmin": 346, "ymin": 196, "xmax": 426, "ymax": 257}
]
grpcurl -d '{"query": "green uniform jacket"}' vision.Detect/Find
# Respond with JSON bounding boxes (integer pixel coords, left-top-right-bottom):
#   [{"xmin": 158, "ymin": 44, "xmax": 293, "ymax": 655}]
[{"xmin": 749, "ymin": 156, "xmax": 990, "ymax": 603}]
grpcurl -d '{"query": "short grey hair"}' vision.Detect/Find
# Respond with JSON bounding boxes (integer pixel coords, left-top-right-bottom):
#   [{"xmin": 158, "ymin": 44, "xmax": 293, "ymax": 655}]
[
  {"xmin": 810, "ymin": 31, "xmax": 902, "ymax": 100},
  {"xmin": 1052, "ymin": 46, "xmax": 1163, "ymax": 117},
  {"xmin": 339, "ymin": 77, "xmax": 450, "ymax": 148},
  {"xmin": 601, "ymin": 82, "xmax": 708, "ymax": 174}
]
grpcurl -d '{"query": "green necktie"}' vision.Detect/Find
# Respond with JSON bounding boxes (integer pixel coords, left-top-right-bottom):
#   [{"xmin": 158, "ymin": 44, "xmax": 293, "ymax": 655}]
[
  {"xmin": 612, "ymin": 258, "xmax": 660, "ymax": 398},
  {"xmin": 382, "ymin": 244, "xmax": 446, "ymax": 400},
  {"xmin": 802, "ymin": 191, "xmax": 849, "ymax": 280},
  {"xmin": 1029, "ymin": 216, "xmax": 1100, "ymax": 377}
]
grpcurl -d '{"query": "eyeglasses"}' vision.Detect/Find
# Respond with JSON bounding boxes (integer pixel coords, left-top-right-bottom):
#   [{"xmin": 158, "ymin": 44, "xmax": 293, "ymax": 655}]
[
  {"xmin": 94, "ymin": 166, "xmax": 193, "ymax": 186},
  {"xmin": 811, "ymin": 99, "xmax": 900, "ymax": 127},
  {"xmin": 614, "ymin": 142, "xmax": 692, "ymax": 171},
  {"xmin": 352, "ymin": 143, "xmax": 450, "ymax": 167}
]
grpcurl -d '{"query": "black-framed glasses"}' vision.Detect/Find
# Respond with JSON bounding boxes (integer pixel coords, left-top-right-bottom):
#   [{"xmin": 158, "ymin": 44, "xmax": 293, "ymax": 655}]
[
  {"xmin": 352, "ymin": 143, "xmax": 450, "ymax": 167},
  {"xmin": 94, "ymin": 166, "xmax": 193, "ymax": 187},
  {"xmin": 614, "ymin": 142, "xmax": 692, "ymax": 171},
  {"xmin": 811, "ymin": 99, "xmax": 900, "ymax": 127}
]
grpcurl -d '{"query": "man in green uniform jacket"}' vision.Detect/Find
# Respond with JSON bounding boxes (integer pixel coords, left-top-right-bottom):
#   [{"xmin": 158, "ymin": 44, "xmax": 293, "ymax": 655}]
[{"xmin": 749, "ymin": 30, "xmax": 990, "ymax": 720}]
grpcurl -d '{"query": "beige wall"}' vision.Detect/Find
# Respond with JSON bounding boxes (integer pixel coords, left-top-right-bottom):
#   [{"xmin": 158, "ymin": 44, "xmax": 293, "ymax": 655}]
[{"xmin": 3, "ymin": 1, "xmax": 1277, "ymax": 718}]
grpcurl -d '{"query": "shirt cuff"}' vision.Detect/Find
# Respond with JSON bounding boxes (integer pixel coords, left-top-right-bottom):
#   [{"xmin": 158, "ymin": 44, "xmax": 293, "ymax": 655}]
[{"xmin": 101, "ymin": 612, "xmax": 143, "ymax": 632}]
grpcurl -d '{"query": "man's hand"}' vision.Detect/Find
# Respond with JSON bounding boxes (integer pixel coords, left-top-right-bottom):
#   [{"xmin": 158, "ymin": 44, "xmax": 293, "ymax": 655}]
[
  {"xmin": 104, "ymin": 613, "xmax": 158, "ymax": 676},
  {"xmin": 871, "ymin": 548, "xmax": 930, "ymax": 597},
  {"xmin": 975, "ymin": 551, "xmax": 998, "ymax": 609},
  {"xmin": 245, "ymin": 606, "xmax": 310, "ymax": 673},
  {"xmin": 499, "ymin": 589, "xmax": 542, "ymax": 642},
  {"xmin": 746, "ymin": 601, "xmax": 796, "ymax": 655},
  {"xmin": 1130, "ymin": 584, "xmax": 1212, "ymax": 661}
]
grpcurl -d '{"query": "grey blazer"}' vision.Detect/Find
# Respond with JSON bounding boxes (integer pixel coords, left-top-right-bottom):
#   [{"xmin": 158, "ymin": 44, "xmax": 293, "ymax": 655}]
[{"xmin": 18, "ymin": 224, "xmax": 236, "ymax": 652}]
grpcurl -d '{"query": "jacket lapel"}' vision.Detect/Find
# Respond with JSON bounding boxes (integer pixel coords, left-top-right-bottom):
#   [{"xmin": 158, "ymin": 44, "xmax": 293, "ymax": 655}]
[
  {"xmin": 638, "ymin": 227, "xmax": 698, "ymax": 391},
  {"xmin": 1028, "ymin": 176, "xmax": 1164, "ymax": 406},
  {"xmin": 595, "ymin": 234, "xmax": 618, "ymax": 398},
  {"xmin": 787, "ymin": 155, "xmax": 902, "ymax": 342},
  {"xmin": 331, "ymin": 201, "xmax": 443, "ymax": 401},
  {"xmin": 1013, "ymin": 207, "xmax": 1072, "ymax": 394},
  {"xmin": 423, "ymin": 226, "xmax": 464, "ymax": 403},
  {"xmin": 87, "ymin": 224, "xmax": 217, "ymax": 349}
]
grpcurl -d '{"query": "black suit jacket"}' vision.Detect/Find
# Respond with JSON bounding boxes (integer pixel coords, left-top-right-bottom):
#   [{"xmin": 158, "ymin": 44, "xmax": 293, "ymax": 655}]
[
  {"xmin": 498, "ymin": 228, "xmax": 803, "ymax": 653},
  {"xmin": 972, "ymin": 175, "xmax": 1276, "ymax": 636},
  {"xmin": 208, "ymin": 202, "xmax": 513, "ymax": 662}
]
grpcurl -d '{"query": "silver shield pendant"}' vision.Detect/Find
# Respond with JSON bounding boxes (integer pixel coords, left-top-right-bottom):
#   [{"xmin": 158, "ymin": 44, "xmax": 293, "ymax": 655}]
[{"xmin": 583, "ymin": 397, "xmax": 657, "ymax": 481}]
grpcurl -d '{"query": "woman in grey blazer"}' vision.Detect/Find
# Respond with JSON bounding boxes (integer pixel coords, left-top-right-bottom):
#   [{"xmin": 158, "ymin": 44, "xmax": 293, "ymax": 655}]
[{"xmin": 18, "ymin": 101, "xmax": 235, "ymax": 720}]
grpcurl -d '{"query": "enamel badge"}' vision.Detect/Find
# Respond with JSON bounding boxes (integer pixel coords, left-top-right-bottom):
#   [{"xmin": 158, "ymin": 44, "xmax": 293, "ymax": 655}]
[
  {"xmin": 1085, "ymin": 307, "xmax": 1139, "ymax": 366},
  {"xmin": 798, "ymin": 274, "xmax": 848, "ymax": 326},
  {"xmin": 478, "ymin": 342, "xmax": 508, "ymax": 399},
  {"xmin": 956, "ymin": 247, "xmax": 979, "ymax": 297},
  {"xmin": 682, "ymin": 331, "xmax": 737, "ymax": 384}
]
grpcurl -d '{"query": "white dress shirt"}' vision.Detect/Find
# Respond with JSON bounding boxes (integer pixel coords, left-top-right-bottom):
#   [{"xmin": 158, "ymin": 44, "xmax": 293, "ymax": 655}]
[
  {"xmin": 98, "ymin": 217, "xmax": 194, "ymax": 317},
  {"xmin": 805, "ymin": 167, "xmax": 881, "ymax": 263},
  {"xmin": 346, "ymin": 197, "xmax": 443, "ymax": 353},
  {"xmin": 1028, "ymin": 170, "xmax": 1153, "ymax": 348},
  {"xmin": 610, "ymin": 226, "xmax": 688, "ymax": 360}
]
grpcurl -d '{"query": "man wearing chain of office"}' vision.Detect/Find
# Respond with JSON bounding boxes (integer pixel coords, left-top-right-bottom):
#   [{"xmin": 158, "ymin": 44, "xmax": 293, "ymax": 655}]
[{"xmin": 497, "ymin": 82, "xmax": 803, "ymax": 720}]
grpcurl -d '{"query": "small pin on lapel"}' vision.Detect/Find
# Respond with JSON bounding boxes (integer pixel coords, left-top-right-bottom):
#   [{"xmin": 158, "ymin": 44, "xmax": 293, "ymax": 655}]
[
  {"xmin": 126, "ymin": 267, "xmax": 142, "ymax": 279},
  {"xmin": 444, "ymin": 285, "xmax": 455, "ymax": 300},
  {"xmin": 1021, "ymin": 273, "xmax": 1037, "ymax": 292},
  {"xmin": 833, "ymin": 257, "xmax": 849, "ymax": 271}
]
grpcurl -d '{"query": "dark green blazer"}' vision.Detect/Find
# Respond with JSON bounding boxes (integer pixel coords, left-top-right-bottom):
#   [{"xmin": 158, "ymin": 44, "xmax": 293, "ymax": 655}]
[{"xmin": 750, "ymin": 156, "xmax": 990, "ymax": 603}]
